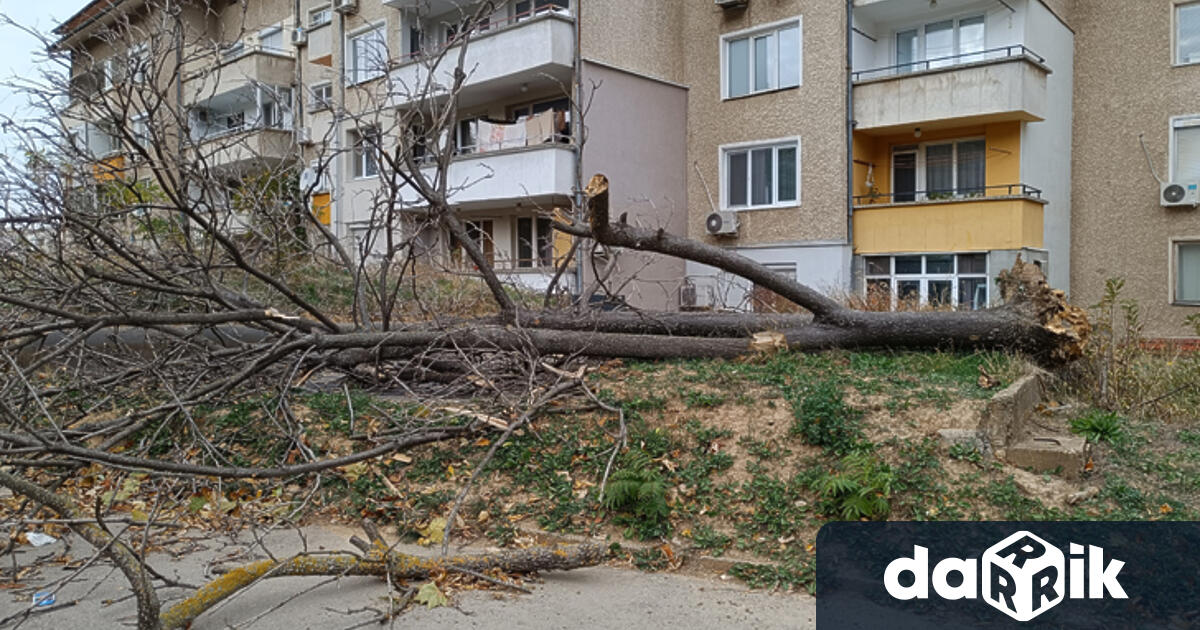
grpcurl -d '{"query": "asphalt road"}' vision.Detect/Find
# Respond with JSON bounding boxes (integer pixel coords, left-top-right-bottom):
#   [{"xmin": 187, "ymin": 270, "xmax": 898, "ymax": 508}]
[{"xmin": 1, "ymin": 525, "xmax": 815, "ymax": 629}]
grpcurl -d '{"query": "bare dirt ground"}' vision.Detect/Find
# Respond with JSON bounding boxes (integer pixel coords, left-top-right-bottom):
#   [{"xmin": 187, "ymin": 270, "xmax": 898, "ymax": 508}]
[{"xmin": 0, "ymin": 523, "xmax": 815, "ymax": 629}]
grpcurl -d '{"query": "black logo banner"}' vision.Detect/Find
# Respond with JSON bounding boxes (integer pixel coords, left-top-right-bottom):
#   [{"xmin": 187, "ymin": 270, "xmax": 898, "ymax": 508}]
[{"xmin": 816, "ymin": 522, "xmax": 1200, "ymax": 629}]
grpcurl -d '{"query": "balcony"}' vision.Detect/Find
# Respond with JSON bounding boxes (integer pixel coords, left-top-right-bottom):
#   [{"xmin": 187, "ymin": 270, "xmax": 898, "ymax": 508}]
[
  {"xmin": 182, "ymin": 45, "xmax": 295, "ymax": 102},
  {"xmin": 853, "ymin": 46, "xmax": 1050, "ymax": 134},
  {"xmin": 388, "ymin": 12, "xmax": 574, "ymax": 109},
  {"xmin": 400, "ymin": 144, "xmax": 575, "ymax": 210},
  {"xmin": 852, "ymin": 184, "xmax": 1045, "ymax": 254}
]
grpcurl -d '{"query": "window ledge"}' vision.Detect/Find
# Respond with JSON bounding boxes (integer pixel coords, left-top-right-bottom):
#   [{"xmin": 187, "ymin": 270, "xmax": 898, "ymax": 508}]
[
  {"xmin": 721, "ymin": 84, "xmax": 800, "ymax": 103},
  {"xmin": 723, "ymin": 202, "xmax": 800, "ymax": 213},
  {"xmin": 1172, "ymin": 60, "xmax": 1200, "ymax": 68}
]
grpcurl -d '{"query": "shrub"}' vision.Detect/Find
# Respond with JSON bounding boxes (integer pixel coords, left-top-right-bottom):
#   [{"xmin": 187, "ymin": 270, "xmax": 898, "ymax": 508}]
[
  {"xmin": 602, "ymin": 450, "xmax": 671, "ymax": 540},
  {"xmin": 788, "ymin": 380, "xmax": 865, "ymax": 455},
  {"xmin": 811, "ymin": 451, "xmax": 894, "ymax": 520}
]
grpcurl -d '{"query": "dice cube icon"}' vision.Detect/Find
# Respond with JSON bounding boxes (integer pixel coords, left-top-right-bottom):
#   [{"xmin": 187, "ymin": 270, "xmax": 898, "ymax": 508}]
[{"xmin": 982, "ymin": 531, "xmax": 1065, "ymax": 621}]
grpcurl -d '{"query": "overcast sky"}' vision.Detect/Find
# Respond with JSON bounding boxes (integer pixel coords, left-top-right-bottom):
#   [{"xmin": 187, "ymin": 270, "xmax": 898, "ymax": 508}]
[{"xmin": 0, "ymin": 0, "xmax": 81, "ymax": 154}]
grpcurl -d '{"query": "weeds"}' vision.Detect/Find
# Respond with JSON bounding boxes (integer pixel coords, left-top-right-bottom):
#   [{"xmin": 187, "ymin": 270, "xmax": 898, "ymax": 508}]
[{"xmin": 1070, "ymin": 410, "xmax": 1125, "ymax": 444}]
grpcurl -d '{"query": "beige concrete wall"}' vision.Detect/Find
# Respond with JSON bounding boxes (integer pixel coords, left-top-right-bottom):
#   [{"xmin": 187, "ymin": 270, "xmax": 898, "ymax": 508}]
[
  {"xmin": 580, "ymin": 61, "xmax": 689, "ymax": 310},
  {"xmin": 1071, "ymin": 0, "xmax": 1200, "ymax": 337},
  {"xmin": 580, "ymin": 0, "xmax": 683, "ymax": 84},
  {"xmin": 683, "ymin": 0, "xmax": 847, "ymax": 246}
]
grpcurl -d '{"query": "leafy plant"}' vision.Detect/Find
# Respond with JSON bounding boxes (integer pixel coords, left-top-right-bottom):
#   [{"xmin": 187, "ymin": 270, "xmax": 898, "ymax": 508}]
[
  {"xmin": 788, "ymin": 380, "xmax": 865, "ymax": 455},
  {"xmin": 1070, "ymin": 410, "xmax": 1125, "ymax": 444},
  {"xmin": 811, "ymin": 452, "xmax": 894, "ymax": 520},
  {"xmin": 948, "ymin": 441, "xmax": 984, "ymax": 464},
  {"xmin": 603, "ymin": 450, "xmax": 671, "ymax": 540}
]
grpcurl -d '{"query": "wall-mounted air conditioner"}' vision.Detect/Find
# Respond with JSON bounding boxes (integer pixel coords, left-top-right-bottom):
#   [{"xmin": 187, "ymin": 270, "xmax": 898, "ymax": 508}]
[
  {"xmin": 290, "ymin": 27, "xmax": 307, "ymax": 46},
  {"xmin": 297, "ymin": 127, "xmax": 314, "ymax": 146},
  {"xmin": 1161, "ymin": 182, "xmax": 1199, "ymax": 208},
  {"xmin": 333, "ymin": 0, "xmax": 357, "ymax": 14},
  {"xmin": 705, "ymin": 211, "xmax": 739, "ymax": 236}
]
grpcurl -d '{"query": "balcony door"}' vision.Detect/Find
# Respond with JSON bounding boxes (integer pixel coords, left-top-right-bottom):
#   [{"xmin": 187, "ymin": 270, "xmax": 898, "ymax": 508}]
[{"xmin": 891, "ymin": 139, "xmax": 986, "ymax": 202}]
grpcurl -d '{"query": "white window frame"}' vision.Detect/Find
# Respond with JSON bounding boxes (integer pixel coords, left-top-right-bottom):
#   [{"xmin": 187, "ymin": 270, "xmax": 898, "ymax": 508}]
[
  {"xmin": 863, "ymin": 253, "xmax": 990, "ymax": 310},
  {"xmin": 890, "ymin": 136, "xmax": 987, "ymax": 202},
  {"xmin": 346, "ymin": 21, "xmax": 388, "ymax": 85},
  {"xmin": 1171, "ymin": 238, "xmax": 1200, "ymax": 305},
  {"xmin": 513, "ymin": 215, "xmax": 555, "ymax": 269},
  {"xmin": 309, "ymin": 82, "xmax": 333, "ymax": 111},
  {"xmin": 1170, "ymin": 114, "xmax": 1200, "ymax": 183},
  {"xmin": 129, "ymin": 114, "xmax": 150, "ymax": 156},
  {"xmin": 127, "ymin": 43, "xmax": 148, "ymax": 84},
  {"xmin": 1175, "ymin": 0, "xmax": 1200, "ymax": 66},
  {"xmin": 718, "ymin": 136, "xmax": 801, "ymax": 211},
  {"xmin": 350, "ymin": 127, "xmax": 380, "ymax": 179},
  {"xmin": 259, "ymin": 25, "xmax": 284, "ymax": 52},
  {"xmin": 720, "ymin": 16, "xmax": 803, "ymax": 100},
  {"xmin": 309, "ymin": 5, "xmax": 333, "ymax": 29},
  {"xmin": 100, "ymin": 57, "xmax": 116, "ymax": 92},
  {"xmin": 891, "ymin": 13, "xmax": 987, "ymax": 71}
]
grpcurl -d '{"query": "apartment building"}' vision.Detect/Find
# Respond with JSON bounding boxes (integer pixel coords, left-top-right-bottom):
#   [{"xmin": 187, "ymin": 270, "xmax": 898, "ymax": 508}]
[
  {"xmin": 49, "ymin": 0, "xmax": 1200, "ymax": 338},
  {"xmin": 1069, "ymin": 0, "xmax": 1200, "ymax": 340}
]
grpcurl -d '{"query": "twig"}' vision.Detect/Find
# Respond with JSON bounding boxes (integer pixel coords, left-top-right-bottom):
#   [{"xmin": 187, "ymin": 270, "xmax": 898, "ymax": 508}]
[{"xmin": 447, "ymin": 566, "xmax": 531, "ymax": 593}]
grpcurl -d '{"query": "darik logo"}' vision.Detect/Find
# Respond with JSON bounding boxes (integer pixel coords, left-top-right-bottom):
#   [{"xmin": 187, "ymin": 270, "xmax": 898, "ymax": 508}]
[{"xmin": 884, "ymin": 530, "xmax": 1128, "ymax": 622}]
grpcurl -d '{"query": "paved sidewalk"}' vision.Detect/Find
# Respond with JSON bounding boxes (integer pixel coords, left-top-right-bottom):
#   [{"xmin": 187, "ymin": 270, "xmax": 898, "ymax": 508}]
[{"xmin": 1, "ymin": 525, "xmax": 815, "ymax": 629}]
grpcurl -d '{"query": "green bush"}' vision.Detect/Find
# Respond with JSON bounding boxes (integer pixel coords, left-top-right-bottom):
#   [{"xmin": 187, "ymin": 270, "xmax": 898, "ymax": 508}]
[{"xmin": 788, "ymin": 380, "xmax": 865, "ymax": 455}]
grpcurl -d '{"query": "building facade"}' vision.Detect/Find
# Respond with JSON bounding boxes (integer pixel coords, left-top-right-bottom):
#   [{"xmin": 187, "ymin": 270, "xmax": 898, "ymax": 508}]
[{"xmin": 51, "ymin": 0, "xmax": 1200, "ymax": 338}]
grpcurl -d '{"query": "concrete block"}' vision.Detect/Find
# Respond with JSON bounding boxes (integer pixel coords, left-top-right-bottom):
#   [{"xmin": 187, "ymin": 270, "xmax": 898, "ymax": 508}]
[
  {"xmin": 980, "ymin": 374, "xmax": 1043, "ymax": 448},
  {"xmin": 937, "ymin": 428, "xmax": 993, "ymax": 458},
  {"xmin": 1005, "ymin": 435, "xmax": 1088, "ymax": 479}
]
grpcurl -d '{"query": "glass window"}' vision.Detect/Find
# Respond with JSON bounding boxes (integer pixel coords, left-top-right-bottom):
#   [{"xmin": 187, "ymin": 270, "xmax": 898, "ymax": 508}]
[
  {"xmin": 536, "ymin": 217, "xmax": 554, "ymax": 266},
  {"xmin": 865, "ymin": 256, "xmax": 891, "ymax": 275},
  {"xmin": 724, "ymin": 20, "xmax": 801, "ymax": 98},
  {"xmin": 896, "ymin": 29, "xmax": 918, "ymax": 73},
  {"xmin": 778, "ymin": 25, "xmax": 800, "ymax": 88},
  {"xmin": 958, "ymin": 277, "xmax": 989, "ymax": 310},
  {"xmin": 957, "ymin": 140, "xmax": 986, "ymax": 195},
  {"xmin": 260, "ymin": 26, "xmax": 284, "ymax": 51},
  {"xmin": 727, "ymin": 151, "xmax": 748, "ymax": 206},
  {"xmin": 928, "ymin": 280, "xmax": 952, "ymax": 307},
  {"xmin": 724, "ymin": 141, "xmax": 799, "ymax": 209},
  {"xmin": 959, "ymin": 16, "xmax": 986, "ymax": 63},
  {"xmin": 349, "ymin": 24, "xmax": 387, "ymax": 84},
  {"xmin": 895, "ymin": 256, "xmax": 922, "ymax": 274},
  {"xmin": 926, "ymin": 143, "xmax": 954, "ymax": 195},
  {"xmin": 351, "ymin": 128, "xmax": 379, "ymax": 178},
  {"xmin": 924, "ymin": 20, "xmax": 955, "ymax": 68},
  {"xmin": 926, "ymin": 254, "xmax": 954, "ymax": 274},
  {"xmin": 1178, "ymin": 2, "xmax": 1200, "ymax": 65},
  {"xmin": 727, "ymin": 38, "xmax": 750, "ymax": 98},
  {"xmin": 309, "ymin": 6, "xmax": 332, "ymax": 28},
  {"xmin": 1179, "ymin": 242, "xmax": 1200, "ymax": 303},
  {"xmin": 1173, "ymin": 117, "xmax": 1200, "ymax": 183},
  {"xmin": 750, "ymin": 148, "xmax": 773, "ymax": 206},
  {"xmin": 310, "ymin": 83, "xmax": 332, "ymax": 110},
  {"xmin": 777, "ymin": 146, "xmax": 797, "ymax": 202},
  {"xmin": 957, "ymin": 253, "xmax": 987, "ymax": 274},
  {"xmin": 893, "ymin": 150, "xmax": 917, "ymax": 202}
]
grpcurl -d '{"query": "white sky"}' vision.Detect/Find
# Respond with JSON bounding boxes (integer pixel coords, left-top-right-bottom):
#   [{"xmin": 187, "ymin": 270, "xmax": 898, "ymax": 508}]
[{"xmin": 0, "ymin": 0, "xmax": 84, "ymax": 154}]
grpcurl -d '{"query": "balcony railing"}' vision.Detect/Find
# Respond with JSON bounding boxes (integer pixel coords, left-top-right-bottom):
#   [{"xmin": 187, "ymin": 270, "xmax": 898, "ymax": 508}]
[
  {"xmin": 852, "ymin": 45, "xmax": 1046, "ymax": 83},
  {"xmin": 391, "ymin": 3, "xmax": 570, "ymax": 65},
  {"xmin": 853, "ymin": 183, "xmax": 1043, "ymax": 206}
]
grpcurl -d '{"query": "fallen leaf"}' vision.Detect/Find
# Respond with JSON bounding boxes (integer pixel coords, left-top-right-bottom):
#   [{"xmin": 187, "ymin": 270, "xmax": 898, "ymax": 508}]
[
  {"xmin": 418, "ymin": 517, "xmax": 446, "ymax": 546},
  {"xmin": 414, "ymin": 581, "xmax": 448, "ymax": 609}
]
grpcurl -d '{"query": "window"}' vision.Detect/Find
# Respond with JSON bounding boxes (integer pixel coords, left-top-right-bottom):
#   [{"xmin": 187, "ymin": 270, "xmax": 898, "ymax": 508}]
[
  {"xmin": 309, "ymin": 82, "xmax": 333, "ymax": 111},
  {"xmin": 1177, "ymin": 241, "xmax": 1200, "ymax": 304},
  {"xmin": 891, "ymin": 139, "xmax": 986, "ymax": 202},
  {"xmin": 350, "ymin": 127, "xmax": 380, "ymax": 178},
  {"xmin": 224, "ymin": 112, "xmax": 245, "ymax": 132},
  {"xmin": 895, "ymin": 15, "xmax": 985, "ymax": 73},
  {"xmin": 100, "ymin": 57, "xmax": 116, "ymax": 91},
  {"xmin": 864, "ymin": 253, "xmax": 989, "ymax": 310},
  {"xmin": 128, "ymin": 43, "xmax": 148, "ymax": 83},
  {"xmin": 260, "ymin": 87, "xmax": 292, "ymax": 129},
  {"xmin": 348, "ymin": 23, "xmax": 387, "ymax": 84},
  {"xmin": 1178, "ymin": 1, "xmax": 1200, "ymax": 65},
  {"xmin": 515, "ymin": 216, "xmax": 554, "ymax": 268},
  {"xmin": 1172, "ymin": 116, "xmax": 1200, "ymax": 183},
  {"xmin": 260, "ymin": 26, "xmax": 284, "ymax": 52},
  {"xmin": 309, "ymin": 5, "xmax": 332, "ymax": 28},
  {"xmin": 130, "ymin": 115, "xmax": 150, "ymax": 151},
  {"xmin": 723, "ymin": 19, "xmax": 801, "ymax": 98},
  {"xmin": 515, "ymin": 0, "xmax": 568, "ymax": 20},
  {"xmin": 723, "ymin": 139, "xmax": 799, "ymax": 209},
  {"xmin": 450, "ymin": 220, "xmax": 495, "ymax": 268}
]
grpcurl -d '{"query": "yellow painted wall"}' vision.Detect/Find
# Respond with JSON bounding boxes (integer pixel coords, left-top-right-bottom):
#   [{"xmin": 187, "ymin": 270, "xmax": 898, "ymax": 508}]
[
  {"xmin": 851, "ymin": 121, "xmax": 1022, "ymax": 199},
  {"xmin": 853, "ymin": 198, "xmax": 1045, "ymax": 254},
  {"xmin": 311, "ymin": 192, "xmax": 331, "ymax": 226}
]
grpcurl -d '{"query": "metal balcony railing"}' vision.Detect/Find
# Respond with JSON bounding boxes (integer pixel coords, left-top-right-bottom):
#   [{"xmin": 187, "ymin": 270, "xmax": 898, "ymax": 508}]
[
  {"xmin": 852, "ymin": 45, "xmax": 1046, "ymax": 82},
  {"xmin": 853, "ymin": 183, "xmax": 1043, "ymax": 206}
]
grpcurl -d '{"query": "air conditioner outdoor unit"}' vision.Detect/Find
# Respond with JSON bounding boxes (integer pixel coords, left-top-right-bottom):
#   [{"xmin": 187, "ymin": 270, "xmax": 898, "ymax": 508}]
[
  {"xmin": 296, "ymin": 127, "xmax": 314, "ymax": 146},
  {"xmin": 705, "ymin": 211, "xmax": 739, "ymax": 236},
  {"xmin": 1161, "ymin": 182, "xmax": 1199, "ymax": 208},
  {"xmin": 290, "ymin": 27, "xmax": 307, "ymax": 46},
  {"xmin": 333, "ymin": 0, "xmax": 357, "ymax": 14},
  {"xmin": 715, "ymin": 0, "xmax": 748, "ymax": 8}
]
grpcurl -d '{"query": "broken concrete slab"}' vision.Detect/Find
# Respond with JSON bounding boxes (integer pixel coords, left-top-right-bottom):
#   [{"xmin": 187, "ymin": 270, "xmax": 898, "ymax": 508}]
[
  {"xmin": 979, "ymin": 374, "xmax": 1043, "ymax": 448},
  {"xmin": 1005, "ymin": 435, "xmax": 1088, "ymax": 480},
  {"xmin": 936, "ymin": 428, "xmax": 993, "ymax": 458}
]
